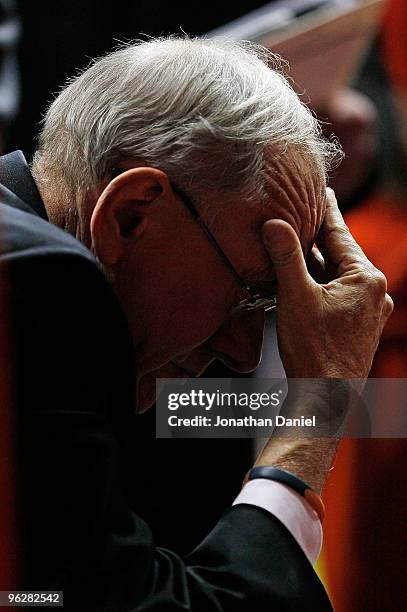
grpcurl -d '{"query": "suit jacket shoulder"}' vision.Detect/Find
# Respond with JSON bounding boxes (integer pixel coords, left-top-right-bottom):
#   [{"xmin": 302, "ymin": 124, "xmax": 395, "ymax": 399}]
[
  {"xmin": 0, "ymin": 179, "xmax": 135, "ymax": 428},
  {"xmin": 0, "ymin": 183, "xmax": 97, "ymax": 263}
]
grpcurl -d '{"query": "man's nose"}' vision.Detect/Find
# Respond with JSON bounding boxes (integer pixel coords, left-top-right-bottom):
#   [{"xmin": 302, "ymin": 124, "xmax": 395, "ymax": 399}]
[{"xmin": 208, "ymin": 311, "xmax": 265, "ymax": 373}]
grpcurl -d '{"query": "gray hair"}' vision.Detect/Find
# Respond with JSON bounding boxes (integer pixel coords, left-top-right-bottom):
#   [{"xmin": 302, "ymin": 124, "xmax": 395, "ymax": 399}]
[{"xmin": 32, "ymin": 36, "xmax": 340, "ymax": 214}]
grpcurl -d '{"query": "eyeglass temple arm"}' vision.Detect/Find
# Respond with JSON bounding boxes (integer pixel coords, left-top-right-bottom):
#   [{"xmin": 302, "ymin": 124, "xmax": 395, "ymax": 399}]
[{"xmin": 171, "ymin": 185, "xmax": 249, "ymax": 291}]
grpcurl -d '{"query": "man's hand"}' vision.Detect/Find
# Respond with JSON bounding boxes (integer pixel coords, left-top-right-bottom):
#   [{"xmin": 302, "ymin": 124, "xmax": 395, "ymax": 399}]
[
  {"xmin": 254, "ymin": 189, "xmax": 393, "ymax": 492},
  {"xmin": 262, "ymin": 188, "xmax": 393, "ymax": 380}
]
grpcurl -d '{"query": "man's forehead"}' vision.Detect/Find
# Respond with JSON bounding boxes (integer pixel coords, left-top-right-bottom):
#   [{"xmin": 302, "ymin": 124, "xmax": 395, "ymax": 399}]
[
  {"xmin": 263, "ymin": 153, "xmax": 326, "ymax": 237},
  {"xmin": 205, "ymin": 156, "xmax": 325, "ymax": 285}
]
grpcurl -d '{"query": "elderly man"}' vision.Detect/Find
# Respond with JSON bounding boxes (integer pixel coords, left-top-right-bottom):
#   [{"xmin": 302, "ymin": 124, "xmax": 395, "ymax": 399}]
[{"xmin": 0, "ymin": 38, "xmax": 392, "ymax": 610}]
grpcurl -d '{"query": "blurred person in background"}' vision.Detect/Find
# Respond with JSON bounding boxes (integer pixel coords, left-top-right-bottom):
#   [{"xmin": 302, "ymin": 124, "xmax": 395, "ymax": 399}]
[{"xmin": 319, "ymin": 1, "xmax": 407, "ymax": 609}]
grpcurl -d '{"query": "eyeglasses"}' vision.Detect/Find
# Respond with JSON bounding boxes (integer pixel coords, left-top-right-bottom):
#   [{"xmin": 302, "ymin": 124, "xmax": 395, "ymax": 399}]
[{"xmin": 111, "ymin": 168, "xmax": 277, "ymax": 314}]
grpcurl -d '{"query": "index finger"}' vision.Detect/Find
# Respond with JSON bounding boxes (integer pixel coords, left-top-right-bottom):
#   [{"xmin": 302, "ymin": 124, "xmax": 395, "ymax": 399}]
[{"xmin": 317, "ymin": 188, "xmax": 371, "ymax": 275}]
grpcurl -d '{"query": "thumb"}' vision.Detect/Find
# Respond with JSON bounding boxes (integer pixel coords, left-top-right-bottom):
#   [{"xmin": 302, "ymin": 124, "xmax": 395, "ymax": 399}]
[{"xmin": 262, "ymin": 220, "xmax": 311, "ymax": 297}]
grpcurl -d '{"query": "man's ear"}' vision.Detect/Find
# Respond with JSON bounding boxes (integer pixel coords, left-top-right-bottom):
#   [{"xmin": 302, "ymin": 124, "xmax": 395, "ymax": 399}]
[{"xmin": 90, "ymin": 167, "xmax": 171, "ymax": 265}]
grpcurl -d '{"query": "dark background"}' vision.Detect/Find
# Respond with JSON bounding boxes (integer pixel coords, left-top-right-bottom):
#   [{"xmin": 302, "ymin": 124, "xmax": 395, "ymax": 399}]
[{"xmin": 9, "ymin": 1, "xmax": 268, "ymax": 158}]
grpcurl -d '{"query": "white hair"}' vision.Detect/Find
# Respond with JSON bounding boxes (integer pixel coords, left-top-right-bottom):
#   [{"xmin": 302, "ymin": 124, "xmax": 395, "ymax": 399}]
[{"xmin": 32, "ymin": 36, "xmax": 340, "ymax": 213}]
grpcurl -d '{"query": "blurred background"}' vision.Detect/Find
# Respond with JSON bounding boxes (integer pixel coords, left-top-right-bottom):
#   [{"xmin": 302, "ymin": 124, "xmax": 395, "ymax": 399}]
[{"xmin": 2, "ymin": 0, "xmax": 407, "ymax": 609}]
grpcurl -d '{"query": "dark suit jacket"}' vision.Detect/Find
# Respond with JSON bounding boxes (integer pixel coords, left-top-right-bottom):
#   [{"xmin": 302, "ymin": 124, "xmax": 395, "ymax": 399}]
[{"xmin": 0, "ymin": 151, "xmax": 332, "ymax": 611}]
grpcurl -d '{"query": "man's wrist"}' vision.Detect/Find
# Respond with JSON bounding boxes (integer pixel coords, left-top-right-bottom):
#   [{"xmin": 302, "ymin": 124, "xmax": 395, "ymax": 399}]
[
  {"xmin": 254, "ymin": 379, "xmax": 359, "ymax": 491},
  {"xmin": 255, "ymin": 437, "xmax": 340, "ymax": 493}
]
